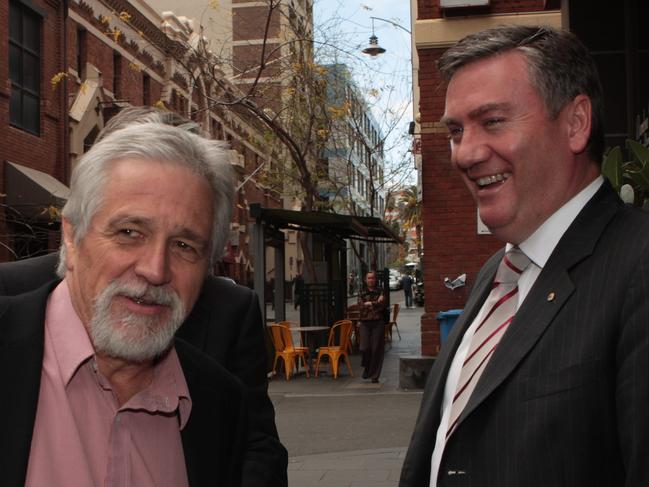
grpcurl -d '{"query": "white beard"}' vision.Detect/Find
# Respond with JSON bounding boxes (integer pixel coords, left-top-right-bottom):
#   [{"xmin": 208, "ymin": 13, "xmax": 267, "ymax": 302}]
[{"xmin": 89, "ymin": 278, "xmax": 186, "ymax": 362}]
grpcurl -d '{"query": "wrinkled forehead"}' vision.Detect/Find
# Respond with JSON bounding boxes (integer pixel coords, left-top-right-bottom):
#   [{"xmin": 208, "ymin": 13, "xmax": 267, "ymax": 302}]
[{"xmin": 442, "ymin": 51, "xmax": 541, "ymax": 119}]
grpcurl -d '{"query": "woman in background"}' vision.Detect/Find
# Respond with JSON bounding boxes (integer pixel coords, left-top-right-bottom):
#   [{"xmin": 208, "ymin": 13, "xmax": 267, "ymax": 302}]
[{"xmin": 358, "ymin": 271, "xmax": 387, "ymax": 383}]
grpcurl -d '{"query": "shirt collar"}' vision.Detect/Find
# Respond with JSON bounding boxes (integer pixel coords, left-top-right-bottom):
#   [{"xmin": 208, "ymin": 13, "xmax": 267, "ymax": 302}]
[{"xmin": 507, "ymin": 176, "xmax": 604, "ymax": 268}]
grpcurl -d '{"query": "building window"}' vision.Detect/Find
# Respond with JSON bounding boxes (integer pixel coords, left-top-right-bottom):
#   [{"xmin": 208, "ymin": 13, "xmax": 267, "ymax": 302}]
[
  {"xmin": 113, "ymin": 52, "xmax": 122, "ymax": 98},
  {"xmin": 142, "ymin": 73, "xmax": 151, "ymax": 105},
  {"xmin": 76, "ymin": 27, "xmax": 86, "ymax": 77},
  {"xmin": 9, "ymin": 0, "xmax": 41, "ymax": 135}
]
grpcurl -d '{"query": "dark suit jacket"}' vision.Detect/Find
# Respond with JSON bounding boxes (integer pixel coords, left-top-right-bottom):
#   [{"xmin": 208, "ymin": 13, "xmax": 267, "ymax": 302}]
[
  {"xmin": 400, "ymin": 182, "xmax": 649, "ymax": 487},
  {"xmin": 0, "ymin": 283, "xmax": 247, "ymax": 486},
  {"xmin": 0, "ymin": 254, "xmax": 288, "ymax": 487}
]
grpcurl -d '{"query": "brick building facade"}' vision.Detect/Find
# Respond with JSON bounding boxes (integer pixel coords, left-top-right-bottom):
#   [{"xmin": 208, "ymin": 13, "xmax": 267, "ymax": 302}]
[{"xmin": 413, "ymin": 0, "xmax": 649, "ymax": 356}]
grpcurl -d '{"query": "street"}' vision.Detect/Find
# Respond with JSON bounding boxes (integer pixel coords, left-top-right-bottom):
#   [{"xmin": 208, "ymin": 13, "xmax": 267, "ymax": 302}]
[{"xmin": 269, "ymin": 290, "xmax": 425, "ymax": 486}]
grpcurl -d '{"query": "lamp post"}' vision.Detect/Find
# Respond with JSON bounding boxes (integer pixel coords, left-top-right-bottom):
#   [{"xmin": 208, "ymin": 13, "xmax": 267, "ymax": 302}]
[{"xmin": 362, "ymin": 16, "xmax": 412, "ymax": 57}]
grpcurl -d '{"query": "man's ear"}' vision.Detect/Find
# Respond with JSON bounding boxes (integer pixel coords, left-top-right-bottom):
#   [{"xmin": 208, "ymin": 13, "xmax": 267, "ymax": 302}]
[
  {"xmin": 566, "ymin": 94, "xmax": 592, "ymax": 154},
  {"xmin": 61, "ymin": 217, "xmax": 76, "ymax": 271}
]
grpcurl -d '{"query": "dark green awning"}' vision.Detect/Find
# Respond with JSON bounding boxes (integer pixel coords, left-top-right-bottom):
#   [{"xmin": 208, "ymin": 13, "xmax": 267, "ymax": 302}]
[{"xmin": 249, "ymin": 204, "xmax": 402, "ymax": 244}]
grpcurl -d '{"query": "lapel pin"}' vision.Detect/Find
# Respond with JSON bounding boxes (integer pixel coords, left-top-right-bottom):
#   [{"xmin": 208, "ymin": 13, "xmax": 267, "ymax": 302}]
[{"xmin": 547, "ymin": 292, "xmax": 556, "ymax": 302}]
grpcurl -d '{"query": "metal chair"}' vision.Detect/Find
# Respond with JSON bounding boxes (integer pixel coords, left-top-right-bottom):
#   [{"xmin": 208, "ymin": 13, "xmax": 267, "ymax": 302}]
[
  {"xmin": 276, "ymin": 320, "xmax": 304, "ymax": 346},
  {"xmin": 268, "ymin": 323, "xmax": 310, "ymax": 380},
  {"xmin": 385, "ymin": 303, "xmax": 401, "ymax": 342},
  {"xmin": 314, "ymin": 320, "xmax": 354, "ymax": 379}
]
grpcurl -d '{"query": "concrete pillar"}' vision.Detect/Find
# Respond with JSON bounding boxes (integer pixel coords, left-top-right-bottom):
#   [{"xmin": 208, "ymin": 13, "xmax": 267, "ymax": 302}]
[{"xmin": 274, "ymin": 237, "xmax": 285, "ymax": 321}]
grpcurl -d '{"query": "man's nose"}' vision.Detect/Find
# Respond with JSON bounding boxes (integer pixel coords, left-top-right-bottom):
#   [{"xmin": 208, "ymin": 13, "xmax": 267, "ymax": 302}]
[
  {"xmin": 135, "ymin": 240, "xmax": 172, "ymax": 286},
  {"xmin": 451, "ymin": 130, "xmax": 491, "ymax": 171}
]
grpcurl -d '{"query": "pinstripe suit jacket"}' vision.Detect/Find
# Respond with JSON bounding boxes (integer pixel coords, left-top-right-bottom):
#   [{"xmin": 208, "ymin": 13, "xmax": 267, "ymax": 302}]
[{"xmin": 399, "ymin": 182, "xmax": 649, "ymax": 487}]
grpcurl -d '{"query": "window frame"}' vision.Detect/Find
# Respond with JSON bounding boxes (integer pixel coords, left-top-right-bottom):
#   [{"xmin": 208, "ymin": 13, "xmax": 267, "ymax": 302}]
[{"xmin": 9, "ymin": 0, "xmax": 43, "ymax": 136}]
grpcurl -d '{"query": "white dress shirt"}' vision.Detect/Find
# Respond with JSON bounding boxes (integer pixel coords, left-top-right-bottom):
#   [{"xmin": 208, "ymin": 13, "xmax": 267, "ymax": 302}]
[{"xmin": 429, "ymin": 176, "xmax": 604, "ymax": 486}]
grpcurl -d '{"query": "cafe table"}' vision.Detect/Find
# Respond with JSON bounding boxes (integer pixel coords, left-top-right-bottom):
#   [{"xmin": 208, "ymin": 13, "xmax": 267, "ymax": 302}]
[{"xmin": 291, "ymin": 325, "xmax": 329, "ymax": 358}]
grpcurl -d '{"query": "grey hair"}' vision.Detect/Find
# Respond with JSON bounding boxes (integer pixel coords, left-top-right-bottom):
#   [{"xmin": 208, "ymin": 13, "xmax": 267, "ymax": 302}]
[
  {"xmin": 438, "ymin": 25, "xmax": 605, "ymax": 162},
  {"xmin": 95, "ymin": 106, "xmax": 201, "ymax": 142},
  {"xmin": 57, "ymin": 122, "xmax": 234, "ymax": 277}
]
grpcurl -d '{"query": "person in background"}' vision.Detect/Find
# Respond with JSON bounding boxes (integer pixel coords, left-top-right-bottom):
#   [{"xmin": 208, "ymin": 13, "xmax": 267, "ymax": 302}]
[
  {"xmin": 402, "ymin": 273, "xmax": 414, "ymax": 308},
  {"xmin": 292, "ymin": 273, "xmax": 304, "ymax": 310},
  {"xmin": 357, "ymin": 270, "xmax": 388, "ymax": 383},
  {"xmin": 399, "ymin": 25, "xmax": 648, "ymax": 487}
]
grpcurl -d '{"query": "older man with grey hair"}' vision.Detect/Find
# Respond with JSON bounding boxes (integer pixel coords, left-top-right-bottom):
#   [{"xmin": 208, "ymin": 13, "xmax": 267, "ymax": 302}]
[
  {"xmin": 400, "ymin": 25, "xmax": 648, "ymax": 487},
  {"xmin": 0, "ymin": 122, "xmax": 248, "ymax": 486}
]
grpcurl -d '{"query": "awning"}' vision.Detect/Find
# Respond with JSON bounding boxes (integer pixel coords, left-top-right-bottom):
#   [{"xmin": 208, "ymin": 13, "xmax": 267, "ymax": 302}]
[
  {"xmin": 249, "ymin": 204, "xmax": 403, "ymax": 244},
  {"xmin": 4, "ymin": 161, "xmax": 70, "ymax": 220}
]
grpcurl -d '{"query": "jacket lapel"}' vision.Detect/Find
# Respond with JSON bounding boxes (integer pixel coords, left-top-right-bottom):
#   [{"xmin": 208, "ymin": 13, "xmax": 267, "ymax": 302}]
[
  {"xmin": 460, "ymin": 182, "xmax": 622, "ymax": 425},
  {"xmin": 0, "ymin": 283, "xmax": 56, "ymax": 486},
  {"xmin": 177, "ymin": 338, "xmax": 246, "ymax": 487},
  {"xmin": 424, "ymin": 252, "xmax": 501, "ymax": 410}
]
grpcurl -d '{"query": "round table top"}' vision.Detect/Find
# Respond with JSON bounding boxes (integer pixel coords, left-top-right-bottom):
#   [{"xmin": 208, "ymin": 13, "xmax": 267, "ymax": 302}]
[{"xmin": 291, "ymin": 326, "xmax": 329, "ymax": 332}]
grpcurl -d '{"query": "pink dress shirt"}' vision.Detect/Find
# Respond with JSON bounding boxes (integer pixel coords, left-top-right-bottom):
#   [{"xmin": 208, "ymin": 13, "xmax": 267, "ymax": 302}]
[{"xmin": 25, "ymin": 280, "xmax": 192, "ymax": 487}]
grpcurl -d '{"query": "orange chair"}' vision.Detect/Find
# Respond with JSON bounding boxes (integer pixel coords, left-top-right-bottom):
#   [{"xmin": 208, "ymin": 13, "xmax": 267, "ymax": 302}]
[
  {"xmin": 275, "ymin": 320, "xmax": 303, "ymax": 346},
  {"xmin": 268, "ymin": 324, "xmax": 310, "ymax": 380},
  {"xmin": 314, "ymin": 320, "xmax": 354, "ymax": 379},
  {"xmin": 385, "ymin": 303, "xmax": 401, "ymax": 342}
]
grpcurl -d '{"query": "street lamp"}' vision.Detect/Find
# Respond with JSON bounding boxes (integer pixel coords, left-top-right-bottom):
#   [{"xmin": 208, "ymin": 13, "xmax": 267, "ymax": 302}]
[{"xmin": 362, "ymin": 16, "xmax": 411, "ymax": 57}]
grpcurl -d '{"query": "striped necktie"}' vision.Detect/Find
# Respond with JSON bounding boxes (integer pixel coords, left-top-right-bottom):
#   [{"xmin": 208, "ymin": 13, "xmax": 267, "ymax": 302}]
[{"xmin": 446, "ymin": 247, "xmax": 531, "ymax": 438}]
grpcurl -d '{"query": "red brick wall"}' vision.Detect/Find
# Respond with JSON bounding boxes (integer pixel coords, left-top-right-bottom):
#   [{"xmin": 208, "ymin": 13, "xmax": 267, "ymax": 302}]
[
  {"xmin": 66, "ymin": 21, "xmax": 78, "ymax": 74},
  {"xmin": 119, "ymin": 61, "xmax": 144, "ymax": 105},
  {"xmin": 232, "ymin": 6, "xmax": 280, "ymax": 41},
  {"xmin": 416, "ymin": 0, "xmax": 555, "ymax": 355},
  {"xmin": 0, "ymin": 0, "xmax": 66, "ymax": 177},
  {"xmin": 417, "ymin": 0, "xmax": 549, "ymax": 20},
  {"xmin": 232, "ymin": 43, "xmax": 282, "ymax": 77}
]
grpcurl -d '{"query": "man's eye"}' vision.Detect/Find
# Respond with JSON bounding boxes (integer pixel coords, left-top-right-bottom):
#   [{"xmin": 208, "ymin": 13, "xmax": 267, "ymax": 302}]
[
  {"xmin": 447, "ymin": 127, "xmax": 463, "ymax": 141},
  {"xmin": 118, "ymin": 228, "xmax": 141, "ymax": 238},
  {"xmin": 484, "ymin": 118, "xmax": 504, "ymax": 128},
  {"xmin": 173, "ymin": 240, "xmax": 203, "ymax": 261},
  {"xmin": 175, "ymin": 240, "xmax": 195, "ymax": 252}
]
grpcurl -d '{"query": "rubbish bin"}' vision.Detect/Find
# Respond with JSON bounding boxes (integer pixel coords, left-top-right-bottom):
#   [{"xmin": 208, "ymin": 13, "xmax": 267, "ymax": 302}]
[{"xmin": 436, "ymin": 309, "xmax": 463, "ymax": 344}]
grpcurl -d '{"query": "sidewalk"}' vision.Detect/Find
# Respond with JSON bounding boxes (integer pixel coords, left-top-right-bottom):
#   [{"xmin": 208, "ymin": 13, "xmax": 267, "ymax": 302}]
[
  {"xmin": 268, "ymin": 291, "xmax": 425, "ymax": 486},
  {"xmin": 288, "ymin": 447, "xmax": 407, "ymax": 487}
]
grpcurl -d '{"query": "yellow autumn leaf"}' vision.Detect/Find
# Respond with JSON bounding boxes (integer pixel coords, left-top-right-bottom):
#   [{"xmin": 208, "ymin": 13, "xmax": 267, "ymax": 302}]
[{"xmin": 50, "ymin": 72, "xmax": 68, "ymax": 90}]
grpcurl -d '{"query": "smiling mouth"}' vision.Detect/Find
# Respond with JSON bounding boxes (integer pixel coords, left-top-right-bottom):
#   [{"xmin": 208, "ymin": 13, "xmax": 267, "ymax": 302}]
[
  {"xmin": 476, "ymin": 172, "xmax": 511, "ymax": 187},
  {"xmin": 128, "ymin": 296, "xmax": 158, "ymax": 306}
]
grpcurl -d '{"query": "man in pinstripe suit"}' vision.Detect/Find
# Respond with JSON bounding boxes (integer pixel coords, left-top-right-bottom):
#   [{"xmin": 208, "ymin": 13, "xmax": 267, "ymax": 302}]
[{"xmin": 400, "ymin": 25, "xmax": 648, "ymax": 487}]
